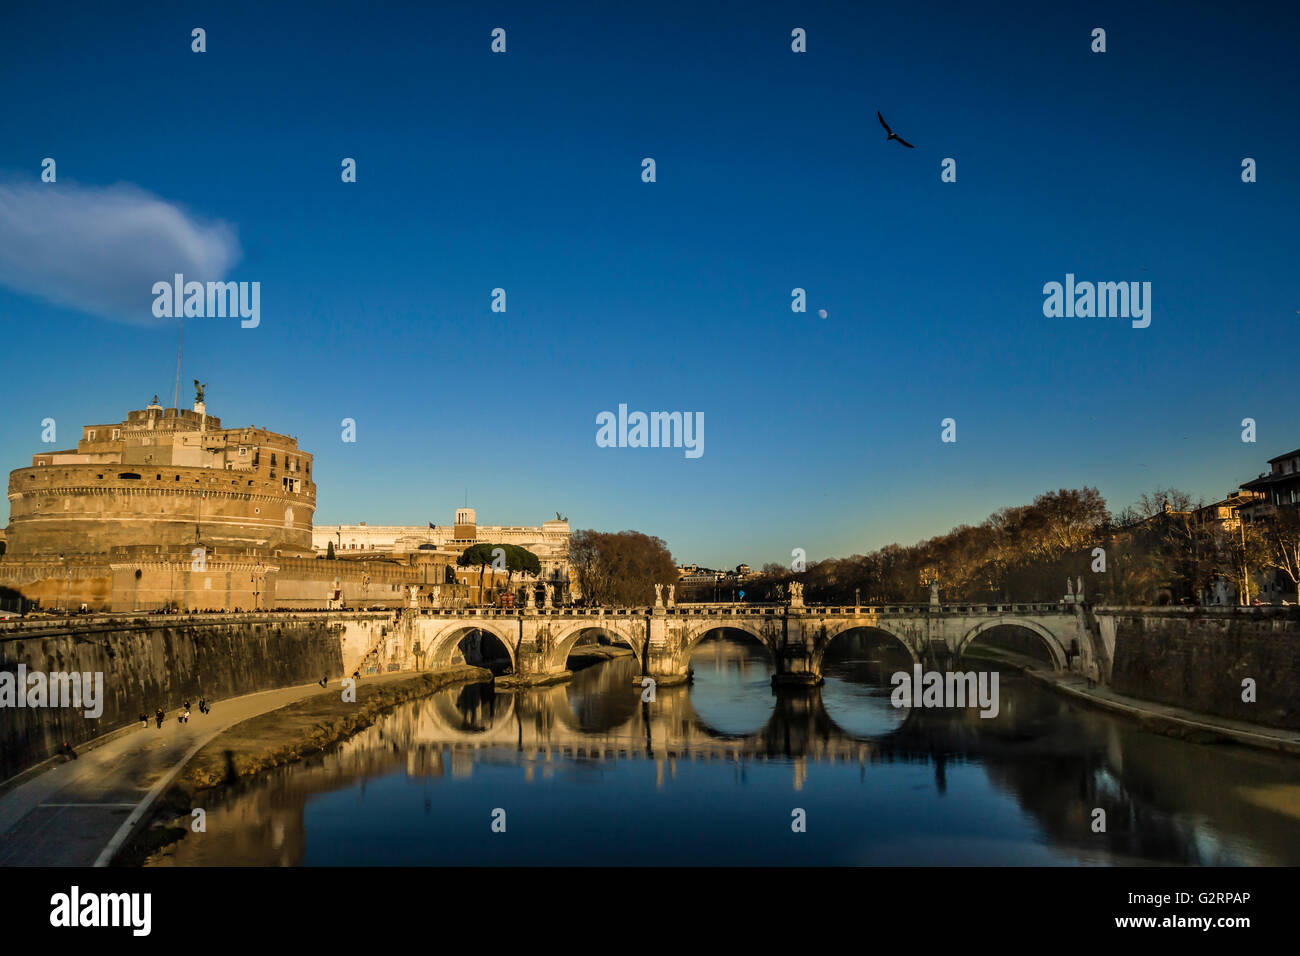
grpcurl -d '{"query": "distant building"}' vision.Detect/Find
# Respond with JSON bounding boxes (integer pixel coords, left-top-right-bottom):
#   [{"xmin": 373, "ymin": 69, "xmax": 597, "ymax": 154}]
[
  {"xmin": 674, "ymin": 561, "xmax": 754, "ymax": 601},
  {"xmin": 1240, "ymin": 448, "xmax": 1300, "ymax": 521},
  {"xmin": 314, "ymin": 508, "xmax": 572, "ymax": 602}
]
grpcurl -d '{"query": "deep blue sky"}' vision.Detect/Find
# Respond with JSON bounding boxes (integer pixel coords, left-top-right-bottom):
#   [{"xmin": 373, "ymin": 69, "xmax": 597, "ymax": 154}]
[{"xmin": 1, "ymin": 1, "xmax": 1296, "ymax": 568}]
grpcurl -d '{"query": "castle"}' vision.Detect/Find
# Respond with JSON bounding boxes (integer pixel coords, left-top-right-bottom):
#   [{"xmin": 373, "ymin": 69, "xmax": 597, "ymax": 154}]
[
  {"xmin": 6, "ymin": 395, "xmax": 314, "ymax": 558},
  {"xmin": 0, "ymin": 394, "xmax": 568, "ymax": 612}
]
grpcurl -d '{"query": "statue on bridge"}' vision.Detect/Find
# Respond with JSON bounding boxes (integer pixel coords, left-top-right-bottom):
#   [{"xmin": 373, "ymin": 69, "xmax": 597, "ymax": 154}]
[
  {"xmin": 655, "ymin": 583, "xmax": 664, "ymax": 608},
  {"xmin": 543, "ymin": 583, "xmax": 554, "ymax": 608},
  {"xmin": 525, "ymin": 585, "xmax": 535, "ymax": 609},
  {"xmin": 667, "ymin": 584, "xmax": 675, "ymax": 608},
  {"xmin": 789, "ymin": 581, "xmax": 804, "ymax": 607}
]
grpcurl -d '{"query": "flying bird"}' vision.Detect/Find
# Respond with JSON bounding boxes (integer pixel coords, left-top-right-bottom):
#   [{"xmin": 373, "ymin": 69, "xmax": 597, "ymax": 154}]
[{"xmin": 877, "ymin": 111, "xmax": 914, "ymax": 148}]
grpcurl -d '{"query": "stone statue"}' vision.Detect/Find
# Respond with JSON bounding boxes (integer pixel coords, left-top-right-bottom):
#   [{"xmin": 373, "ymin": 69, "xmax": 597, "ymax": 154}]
[
  {"xmin": 654, "ymin": 583, "xmax": 664, "ymax": 607},
  {"xmin": 1077, "ymin": 576, "xmax": 1084, "ymax": 600},
  {"xmin": 525, "ymin": 586, "xmax": 535, "ymax": 608},
  {"xmin": 666, "ymin": 585, "xmax": 675, "ymax": 608},
  {"xmin": 543, "ymin": 583, "xmax": 553, "ymax": 608},
  {"xmin": 1066, "ymin": 577, "xmax": 1074, "ymax": 597},
  {"xmin": 193, "ymin": 380, "xmax": 207, "ymax": 405},
  {"xmin": 929, "ymin": 580, "xmax": 939, "ymax": 605},
  {"xmin": 789, "ymin": 581, "xmax": 804, "ymax": 605},
  {"xmin": 151, "ymin": 394, "xmax": 159, "ymax": 406}
]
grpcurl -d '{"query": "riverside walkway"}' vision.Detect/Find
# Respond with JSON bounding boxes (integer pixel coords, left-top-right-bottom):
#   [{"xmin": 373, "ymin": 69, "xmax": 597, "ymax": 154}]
[{"xmin": 0, "ymin": 680, "xmax": 337, "ymax": 866}]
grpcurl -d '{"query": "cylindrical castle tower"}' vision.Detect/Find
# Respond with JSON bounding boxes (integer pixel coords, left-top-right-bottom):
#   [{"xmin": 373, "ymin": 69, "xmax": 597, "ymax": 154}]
[{"xmin": 5, "ymin": 401, "xmax": 314, "ymax": 557}]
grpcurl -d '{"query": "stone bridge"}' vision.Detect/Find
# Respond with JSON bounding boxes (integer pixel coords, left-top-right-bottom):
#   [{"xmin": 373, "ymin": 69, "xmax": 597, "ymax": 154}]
[{"xmin": 375, "ymin": 601, "xmax": 1103, "ymax": 687}]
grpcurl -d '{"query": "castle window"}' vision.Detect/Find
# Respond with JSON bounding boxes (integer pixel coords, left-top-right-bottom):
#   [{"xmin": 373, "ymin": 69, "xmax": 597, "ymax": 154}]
[
  {"xmin": 37, "ymin": 460, "xmax": 46, "ymax": 467},
  {"xmin": 112, "ymin": 429, "xmax": 121, "ymax": 440},
  {"xmin": 118, "ymin": 472, "xmax": 141, "ymax": 480},
  {"xmin": 88, "ymin": 430, "xmax": 96, "ymax": 440}
]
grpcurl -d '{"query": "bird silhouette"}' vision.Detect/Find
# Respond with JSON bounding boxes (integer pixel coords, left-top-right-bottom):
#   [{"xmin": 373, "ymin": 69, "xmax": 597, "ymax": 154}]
[{"xmin": 877, "ymin": 111, "xmax": 914, "ymax": 148}]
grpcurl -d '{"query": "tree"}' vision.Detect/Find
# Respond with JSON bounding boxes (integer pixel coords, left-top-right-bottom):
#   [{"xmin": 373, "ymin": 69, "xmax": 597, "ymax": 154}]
[
  {"xmin": 1218, "ymin": 521, "xmax": 1268, "ymax": 605},
  {"xmin": 499, "ymin": 544, "xmax": 542, "ymax": 595},
  {"xmin": 325, "ymin": 540, "xmax": 336, "ymax": 560},
  {"xmin": 457, "ymin": 543, "xmax": 501, "ymax": 603},
  {"xmin": 1260, "ymin": 510, "xmax": 1300, "ymax": 604},
  {"xmin": 569, "ymin": 530, "xmax": 676, "ymax": 606}
]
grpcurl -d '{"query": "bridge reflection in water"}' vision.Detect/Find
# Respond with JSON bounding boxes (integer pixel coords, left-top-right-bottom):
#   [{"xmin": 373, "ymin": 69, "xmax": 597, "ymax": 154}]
[{"xmin": 147, "ymin": 633, "xmax": 1300, "ymax": 867}]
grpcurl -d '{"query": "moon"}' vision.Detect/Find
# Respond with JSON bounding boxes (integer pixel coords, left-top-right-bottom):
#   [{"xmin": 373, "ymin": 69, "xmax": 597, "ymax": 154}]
[{"xmin": 818, "ymin": 309, "xmax": 828, "ymax": 319}]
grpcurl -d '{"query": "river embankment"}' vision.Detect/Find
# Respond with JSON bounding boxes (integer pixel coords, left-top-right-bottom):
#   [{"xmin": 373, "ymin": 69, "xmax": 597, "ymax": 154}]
[
  {"xmin": 117, "ymin": 666, "xmax": 491, "ymax": 864},
  {"xmin": 964, "ymin": 646, "xmax": 1300, "ymax": 756}
]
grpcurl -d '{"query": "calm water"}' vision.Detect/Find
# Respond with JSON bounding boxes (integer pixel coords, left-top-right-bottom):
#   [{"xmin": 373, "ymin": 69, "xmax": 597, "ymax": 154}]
[{"xmin": 147, "ymin": 634, "xmax": 1300, "ymax": 866}]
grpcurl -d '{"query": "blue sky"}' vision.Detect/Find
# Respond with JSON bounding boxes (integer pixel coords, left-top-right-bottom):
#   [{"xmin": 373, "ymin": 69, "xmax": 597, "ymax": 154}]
[{"xmin": 0, "ymin": 1, "xmax": 1296, "ymax": 568}]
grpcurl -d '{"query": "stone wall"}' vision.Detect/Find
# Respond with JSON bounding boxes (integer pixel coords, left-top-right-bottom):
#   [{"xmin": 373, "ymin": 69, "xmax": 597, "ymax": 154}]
[
  {"xmin": 6, "ymin": 463, "xmax": 314, "ymax": 557},
  {"xmin": 1103, "ymin": 606, "xmax": 1300, "ymax": 731},
  {"xmin": 0, "ymin": 616, "xmax": 346, "ymax": 780}
]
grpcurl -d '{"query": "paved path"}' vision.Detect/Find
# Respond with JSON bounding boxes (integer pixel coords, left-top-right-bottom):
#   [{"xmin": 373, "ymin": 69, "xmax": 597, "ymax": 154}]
[{"xmin": 0, "ymin": 681, "xmax": 332, "ymax": 866}]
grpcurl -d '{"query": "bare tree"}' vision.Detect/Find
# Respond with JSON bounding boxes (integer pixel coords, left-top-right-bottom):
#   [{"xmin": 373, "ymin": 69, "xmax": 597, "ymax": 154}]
[{"xmin": 1260, "ymin": 511, "xmax": 1300, "ymax": 604}]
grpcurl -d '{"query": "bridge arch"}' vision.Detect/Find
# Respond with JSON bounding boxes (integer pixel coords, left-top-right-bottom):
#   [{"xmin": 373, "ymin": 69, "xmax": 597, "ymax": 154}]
[
  {"xmin": 548, "ymin": 620, "xmax": 645, "ymax": 671},
  {"xmin": 424, "ymin": 621, "xmax": 519, "ymax": 671},
  {"xmin": 814, "ymin": 620, "xmax": 919, "ymax": 671},
  {"xmin": 956, "ymin": 618, "xmax": 1067, "ymax": 671},
  {"xmin": 681, "ymin": 621, "xmax": 779, "ymax": 664}
]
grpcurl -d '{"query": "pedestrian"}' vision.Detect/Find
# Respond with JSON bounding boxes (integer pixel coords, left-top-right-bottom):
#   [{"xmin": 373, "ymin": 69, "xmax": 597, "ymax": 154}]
[
  {"xmin": 318, "ymin": 675, "xmax": 327, "ymax": 688},
  {"xmin": 183, "ymin": 704, "xmax": 191, "ymax": 723},
  {"xmin": 155, "ymin": 707, "xmax": 164, "ymax": 728},
  {"xmin": 59, "ymin": 741, "xmax": 78, "ymax": 761},
  {"xmin": 139, "ymin": 712, "xmax": 148, "ymax": 728},
  {"xmin": 198, "ymin": 697, "xmax": 208, "ymax": 715}
]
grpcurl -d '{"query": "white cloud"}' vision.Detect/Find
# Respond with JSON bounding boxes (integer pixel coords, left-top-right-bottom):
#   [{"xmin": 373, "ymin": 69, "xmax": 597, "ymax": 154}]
[{"xmin": 0, "ymin": 179, "xmax": 241, "ymax": 324}]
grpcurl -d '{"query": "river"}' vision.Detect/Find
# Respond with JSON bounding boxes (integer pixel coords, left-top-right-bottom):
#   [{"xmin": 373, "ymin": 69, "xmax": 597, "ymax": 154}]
[{"xmin": 145, "ymin": 632, "xmax": 1300, "ymax": 866}]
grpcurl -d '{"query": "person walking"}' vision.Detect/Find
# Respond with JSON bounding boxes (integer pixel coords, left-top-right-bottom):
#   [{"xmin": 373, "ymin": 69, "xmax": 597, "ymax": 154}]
[
  {"xmin": 182, "ymin": 704, "xmax": 191, "ymax": 723},
  {"xmin": 139, "ymin": 712, "xmax": 149, "ymax": 728},
  {"xmin": 155, "ymin": 707, "xmax": 164, "ymax": 729}
]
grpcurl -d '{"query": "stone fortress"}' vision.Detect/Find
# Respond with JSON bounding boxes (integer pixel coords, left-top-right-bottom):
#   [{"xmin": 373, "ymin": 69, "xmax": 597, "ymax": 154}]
[
  {"xmin": 0, "ymin": 390, "xmax": 571, "ymax": 612},
  {"xmin": 6, "ymin": 393, "xmax": 314, "ymax": 558}
]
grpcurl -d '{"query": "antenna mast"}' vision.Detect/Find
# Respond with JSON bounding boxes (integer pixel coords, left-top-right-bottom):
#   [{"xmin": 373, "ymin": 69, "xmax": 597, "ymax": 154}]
[{"xmin": 172, "ymin": 315, "xmax": 184, "ymax": 409}]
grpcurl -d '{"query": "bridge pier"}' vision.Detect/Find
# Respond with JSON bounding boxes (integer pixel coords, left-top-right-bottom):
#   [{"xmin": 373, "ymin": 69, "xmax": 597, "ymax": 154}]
[{"xmin": 771, "ymin": 611, "xmax": 824, "ymax": 687}]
